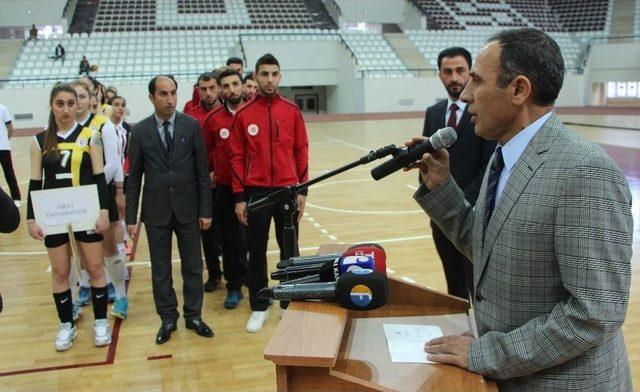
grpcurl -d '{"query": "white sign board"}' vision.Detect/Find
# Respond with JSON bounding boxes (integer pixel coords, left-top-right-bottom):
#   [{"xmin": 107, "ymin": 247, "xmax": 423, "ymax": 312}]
[{"xmin": 31, "ymin": 184, "xmax": 100, "ymax": 235}]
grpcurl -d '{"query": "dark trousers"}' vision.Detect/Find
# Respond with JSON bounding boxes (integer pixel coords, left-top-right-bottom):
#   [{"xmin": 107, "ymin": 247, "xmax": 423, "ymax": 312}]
[
  {"xmin": 213, "ymin": 186, "xmax": 246, "ymax": 292},
  {"xmin": 246, "ymin": 188, "xmax": 299, "ymax": 311},
  {"xmin": 201, "ymin": 188, "xmax": 222, "ymax": 281},
  {"xmin": 145, "ymin": 215, "xmax": 203, "ymax": 323},
  {"xmin": 0, "ymin": 150, "xmax": 20, "ymax": 200},
  {"xmin": 431, "ymin": 222, "xmax": 474, "ymax": 300}
]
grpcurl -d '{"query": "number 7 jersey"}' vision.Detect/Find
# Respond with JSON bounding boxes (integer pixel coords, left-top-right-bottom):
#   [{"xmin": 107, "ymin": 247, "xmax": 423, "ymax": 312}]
[{"xmin": 35, "ymin": 123, "xmax": 98, "ymax": 190}]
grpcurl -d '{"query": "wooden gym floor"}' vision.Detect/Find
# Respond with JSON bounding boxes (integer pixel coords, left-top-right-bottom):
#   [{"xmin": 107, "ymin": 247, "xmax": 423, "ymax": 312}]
[{"xmin": 0, "ymin": 111, "xmax": 638, "ymax": 391}]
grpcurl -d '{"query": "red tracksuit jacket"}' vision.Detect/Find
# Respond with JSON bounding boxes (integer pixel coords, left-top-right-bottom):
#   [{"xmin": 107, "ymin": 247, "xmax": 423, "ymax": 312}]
[
  {"xmin": 229, "ymin": 93, "xmax": 309, "ymax": 201},
  {"xmin": 202, "ymin": 103, "xmax": 236, "ymax": 186}
]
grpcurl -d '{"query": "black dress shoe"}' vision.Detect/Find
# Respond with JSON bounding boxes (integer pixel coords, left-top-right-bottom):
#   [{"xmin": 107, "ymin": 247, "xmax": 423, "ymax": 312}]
[
  {"xmin": 203, "ymin": 278, "xmax": 219, "ymax": 293},
  {"xmin": 156, "ymin": 321, "xmax": 177, "ymax": 345},
  {"xmin": 185, "ymin": 318, "xmax": 214, "ymax": 338}
]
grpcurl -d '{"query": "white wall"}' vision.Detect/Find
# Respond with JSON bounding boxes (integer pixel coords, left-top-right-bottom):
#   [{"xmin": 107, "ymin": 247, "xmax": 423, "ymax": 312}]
[
  {"xmin": 327, "ymin": 47, "xmax": 364, "ymax": 113},
  {"xmin": 242, "ymin": 39, "xmax": 341, "ymax": 86},
  {"xmin": 363, "ymin": 77, "xmax": 443, "ymax": 112},
  {"xmin": 334, "ymin": 0, "xmax": 407, "ymax": 24},
  {"xmin": 585, "ymin": 42, "xmax": 640, "ymax": 83},
  {"xmin": 0, "ymin": 0, "xmax": 67, "ymax": 27},
  {"xmin": 400, "ymin": 2, "xmax": 426, "ymax": 31}
]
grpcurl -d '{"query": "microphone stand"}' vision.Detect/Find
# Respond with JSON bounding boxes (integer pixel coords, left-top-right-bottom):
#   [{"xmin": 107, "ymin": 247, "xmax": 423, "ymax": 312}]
[{"xmin": 248, "ymin": 145, "xmax": 399, "ymax": 261}]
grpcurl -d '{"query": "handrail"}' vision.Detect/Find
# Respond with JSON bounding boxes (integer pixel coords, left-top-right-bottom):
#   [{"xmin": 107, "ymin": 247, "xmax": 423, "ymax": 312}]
[{"xmin": 0, "ymin": 71, "xmax": 203, "ymax": 89}]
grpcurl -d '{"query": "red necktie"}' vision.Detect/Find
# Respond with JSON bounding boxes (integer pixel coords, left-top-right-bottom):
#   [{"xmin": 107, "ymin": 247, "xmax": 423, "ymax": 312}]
[{"xmin": 447, "ymin": 103, "xmax": 459, "ymax": 128}]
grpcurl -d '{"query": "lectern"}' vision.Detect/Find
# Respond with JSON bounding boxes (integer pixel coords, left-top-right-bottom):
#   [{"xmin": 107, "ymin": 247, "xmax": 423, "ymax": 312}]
[{"xmin": 264, "ymin": 245, "xmax": 498, "ymax": 392}]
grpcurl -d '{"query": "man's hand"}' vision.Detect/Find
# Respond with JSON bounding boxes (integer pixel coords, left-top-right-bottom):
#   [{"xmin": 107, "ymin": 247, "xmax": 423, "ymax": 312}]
[
  {"xmin": 424, "ymin": 334, "xmax": 474, "ymax": 369},
  {"xmin": 199, "ymin": 217, "xmax": 212, "ymax": 230},
  {"xmin": 402, "ymin": 136, "xmax": 451, "ymax": 190},
  {"xmin": 127, "ymin": 224, "xmax": 138, "ymax": 239},
  {"xmin": 235, "ymin": 202, "xmax": 248, "ymax": 226},
  {"xmin": 209, "ymin": 171, "xmax": 216, "ymax": 188},
  {"xmin": 296, "ymin": 194, "xmax": 307, "ymax": 223}
]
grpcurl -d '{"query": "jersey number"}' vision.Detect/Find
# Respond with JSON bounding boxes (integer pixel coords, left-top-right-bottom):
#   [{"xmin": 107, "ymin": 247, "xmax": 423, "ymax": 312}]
[{"xmin": 60, "ymin": 150, "xmax": 71, "ymax": 168}]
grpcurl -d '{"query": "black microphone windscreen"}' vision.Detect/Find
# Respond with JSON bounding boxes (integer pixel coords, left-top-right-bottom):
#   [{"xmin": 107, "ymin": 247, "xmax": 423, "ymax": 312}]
[{"xmin": 335, "ymin": 270, "xmax": 388, "ymax": 311}]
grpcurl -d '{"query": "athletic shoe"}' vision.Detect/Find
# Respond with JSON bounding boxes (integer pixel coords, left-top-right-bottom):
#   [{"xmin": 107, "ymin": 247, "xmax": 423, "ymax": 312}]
[
  {"xmin": 245, "ymin": 311, "xmax": 268, "ymax": 333},
  {"xmin": 107, "ymin": 283, "xmax": 116, "ymax": 303},
  {"xmin": 93, "ymin": 319, "xmax": 112, "ymax": 347},
  {"xmin": 72, "ymin": 303, "xmax": 81, "ymax": 321},
  {"xmin": 13, "ymin": 200, "xmax": 21, "ymax": 208},
  {"xmin": 223, "ymin": 290, "xmax": 243, "ymax": 309},
  {"xmin": 55, "ymin": 322, "xmax": 77, "ymax": 352},
  {"xmin": 111, "ymin": 297, "xmax": 129, "ymax": 319},
  {"xmin": 77, "ymin": 286, "xmax": 91, "ymax": 306}
]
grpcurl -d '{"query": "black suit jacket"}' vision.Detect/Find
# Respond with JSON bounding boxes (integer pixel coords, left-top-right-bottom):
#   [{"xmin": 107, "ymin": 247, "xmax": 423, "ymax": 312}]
[
  {"xmin": 422, "ymin": 99, "xmax": 495, "ymax": 203},
  {"xmin": 126, "ymin": 112, "xmax": 211, "ymax": 227}
]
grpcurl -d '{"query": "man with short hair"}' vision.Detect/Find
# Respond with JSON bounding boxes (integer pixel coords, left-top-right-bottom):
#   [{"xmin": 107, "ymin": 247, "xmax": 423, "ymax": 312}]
[
  {"xmin": 202, "ymin": 68, "xmax": 248, "ymax": 309},
  {"xmin": 186, "ymin": 72, "xmax": 224, "ymax": 292},
  {"xmin": 421, "ymin": 47, "xmax": 495, "ymax": 300},
  {"xmin": 0, "ymin": 104, "xmax": 21, "ymax": 206},
  {"xmin": 411, "ymin": 28, "xmax": 633, "ymax": 390},
  {"xmin": 242, "ymin": 72, "xmax": 258, "ymax": 101},
  {"xmin": 54, "ymin": 44, "xmax": 66, "ymax": 65},
  {"xmin": 127, "ymin": 75, "xmax": 214, "ymax": 344},
  {"xmin": 230, "ymin": 54, "xmax": 309, "ymax": 333},
  {"xmin": 226, "ymin": 57, "xmax": 244, "ymax": 75}
]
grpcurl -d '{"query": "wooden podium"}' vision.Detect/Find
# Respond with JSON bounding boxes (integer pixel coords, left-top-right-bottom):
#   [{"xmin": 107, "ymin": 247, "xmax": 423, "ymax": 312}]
[{"xmin": 264, "ymin": 245, "xmax": 498, "ymax": 392}]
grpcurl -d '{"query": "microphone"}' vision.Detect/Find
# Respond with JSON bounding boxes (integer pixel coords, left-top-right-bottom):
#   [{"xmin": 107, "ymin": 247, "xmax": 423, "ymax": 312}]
[
  {"xmin": 285, "ymin": 254, "xmax": 386, "ymax": 284},
  {"xmin": 370, "ymin": 127, "xmax": 457, "ymax": 181},
  {"xmin": 258, "ymin": 269, "xmax": 388, "ymax": 311},
  {"xmin": 276, "ymin": 243, "xmax": 387, "ymax": 269},
  {"xmin": 271, "ymin": 255, "xmax": 376, "ymax": 281}
]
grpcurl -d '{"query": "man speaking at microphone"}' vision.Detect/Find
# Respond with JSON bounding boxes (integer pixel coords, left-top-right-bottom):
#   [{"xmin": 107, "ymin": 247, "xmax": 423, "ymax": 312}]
[
  {"xmin": 422, "ymin": 47, "xmax": 495, "ymax": 300},
  {"xmin": 408, "ymin": 28, "xmax": 632, "ymax": 390}
]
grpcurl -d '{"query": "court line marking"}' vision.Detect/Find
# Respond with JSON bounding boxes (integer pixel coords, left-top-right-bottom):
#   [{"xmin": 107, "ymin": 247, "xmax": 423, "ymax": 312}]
[
  {"xmin": 306, "ymin": 202, "xmax": 423, "ymax": 215},
  {"xmin": 0, "ymin": 268, "xmax": 132, "ymax": 378},
  {"xmin": 322, "ymin": 135, "xmax": 371, "ymax": 152},
  {"xmin": 401, "ymin": 276, "xmax": 416, "ymax": 284},
  {"xmin": 406, "ymin": 184, "xmax": 419, "ymax": 191}
]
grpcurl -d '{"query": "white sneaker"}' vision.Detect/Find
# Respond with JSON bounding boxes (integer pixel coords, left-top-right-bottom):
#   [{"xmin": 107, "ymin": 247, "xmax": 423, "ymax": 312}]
[
  {"xmin": 93, "ymin": 319, "xmax": 112, "ymax": 347},
  {"xmin": 55, "ymin": 322, "xmax": 77, "ymax": 352},
  {"xmin": 13, "ymin": 200, "xmax": 21, "ymax": 208},
  {"xmin": 245, "ymin": 311, "xmax": 268, "ymax": 333}
]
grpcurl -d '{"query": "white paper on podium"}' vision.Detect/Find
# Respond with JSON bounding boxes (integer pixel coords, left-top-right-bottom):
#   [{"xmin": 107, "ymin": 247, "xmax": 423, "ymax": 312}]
[
  {"xmin": 31, "ymin": 184, "xmax": 100, "ymax": 235},
  {"xmin": 383, "ymin": 324, "xmax": 443, "ymax": 363}
]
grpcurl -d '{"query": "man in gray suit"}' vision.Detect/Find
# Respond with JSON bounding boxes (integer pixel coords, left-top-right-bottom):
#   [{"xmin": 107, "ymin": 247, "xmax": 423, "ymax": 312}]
[
  {"xmin": 409, "ymin": 28, "xmax": 633, "ymax": 390},
  {"xmin": 126, "ymin": 75, "xmax": 214, "ymax": 344}
]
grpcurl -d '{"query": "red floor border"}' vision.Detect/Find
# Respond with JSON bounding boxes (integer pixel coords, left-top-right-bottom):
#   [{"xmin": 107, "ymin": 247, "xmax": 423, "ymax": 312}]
[{"xmin": 0, "ymin": 268, "xmax": 132, "ymax": 378}]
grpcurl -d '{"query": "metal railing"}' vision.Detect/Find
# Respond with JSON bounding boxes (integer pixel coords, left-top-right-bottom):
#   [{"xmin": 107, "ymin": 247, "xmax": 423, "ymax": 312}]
[{"xmin": 237, "ymin": 31, "xmax": 359, "ymax": 67}]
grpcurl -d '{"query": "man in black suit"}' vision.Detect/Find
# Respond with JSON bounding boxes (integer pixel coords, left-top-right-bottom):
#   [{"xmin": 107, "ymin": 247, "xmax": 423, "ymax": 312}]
[
  {"xmin": 126, "ymin": 75, "xmax": 214, "ymax": 344},
  {"xmin": 422, "ymin": 47, "xmax": 495, "ymax": 300}
]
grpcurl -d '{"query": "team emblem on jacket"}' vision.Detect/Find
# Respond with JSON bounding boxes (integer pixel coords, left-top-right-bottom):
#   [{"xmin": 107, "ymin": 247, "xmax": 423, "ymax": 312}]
[
  {"xmin": 77, "ymin": 137, "xmax": 88, "ymax": 147},
  {"xmin": 248, "ymin": 124, "xmax": 259, "ymax": 136},
  {"xmin": 220, "ymin": 128, "xmax": 230, "ymax": 139}
]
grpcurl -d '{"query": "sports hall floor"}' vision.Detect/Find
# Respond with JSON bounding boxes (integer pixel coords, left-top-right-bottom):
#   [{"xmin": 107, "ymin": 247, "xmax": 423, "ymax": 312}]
[{"xmin": 0, "ymin": 109, "xmax": 638, "ymax": 391}]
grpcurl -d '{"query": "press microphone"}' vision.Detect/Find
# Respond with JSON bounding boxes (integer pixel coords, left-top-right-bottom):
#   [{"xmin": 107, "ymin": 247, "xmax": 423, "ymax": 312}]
[
  {"xmin": 276, "ymin": 243, "xmax": 387, "ymax": 269},
  {"xmin": 258, "ymin": 269, "xmax": 388, "ymax": 311},
  {"xmin": 271, "ymin": 255, "xmax": 376, "ymax": 281},
  {"xmin": 285, "ymin": 254, "xmax": 387, "ymax": 284},
  {"xmin": 370, "ymin": 127, "xmax": 457, "ymax": 181}
]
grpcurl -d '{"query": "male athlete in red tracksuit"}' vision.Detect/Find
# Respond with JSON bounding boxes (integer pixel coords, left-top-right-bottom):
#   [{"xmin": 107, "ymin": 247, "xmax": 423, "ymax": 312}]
[
  {"xmin": 201, "ymin": 68, "xmax": 247, "ymax": 308},
  {"xmin": 229, "ymin": 54, "xmax": 309, "ymax": 331},
  {"xmin": 186, "ymin": 72, "xmax": 223, "ymax": 291}
]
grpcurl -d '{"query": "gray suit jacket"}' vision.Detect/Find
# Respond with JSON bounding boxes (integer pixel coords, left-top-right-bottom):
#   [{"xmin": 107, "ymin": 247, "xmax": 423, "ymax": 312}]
[
  {"xmin": 415, "ymin": 113, "xmax": 633, "ymax": 391},
  {"xmin": 126, "ymin": 112, "xmax": 211, "ymax": 227}
]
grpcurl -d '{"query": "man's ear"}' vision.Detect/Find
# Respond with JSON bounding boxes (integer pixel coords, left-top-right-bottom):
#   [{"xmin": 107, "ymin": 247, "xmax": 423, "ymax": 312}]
[{"xmin": 511, "ymin": 75, "xmax": 531, "ymax": 106}]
